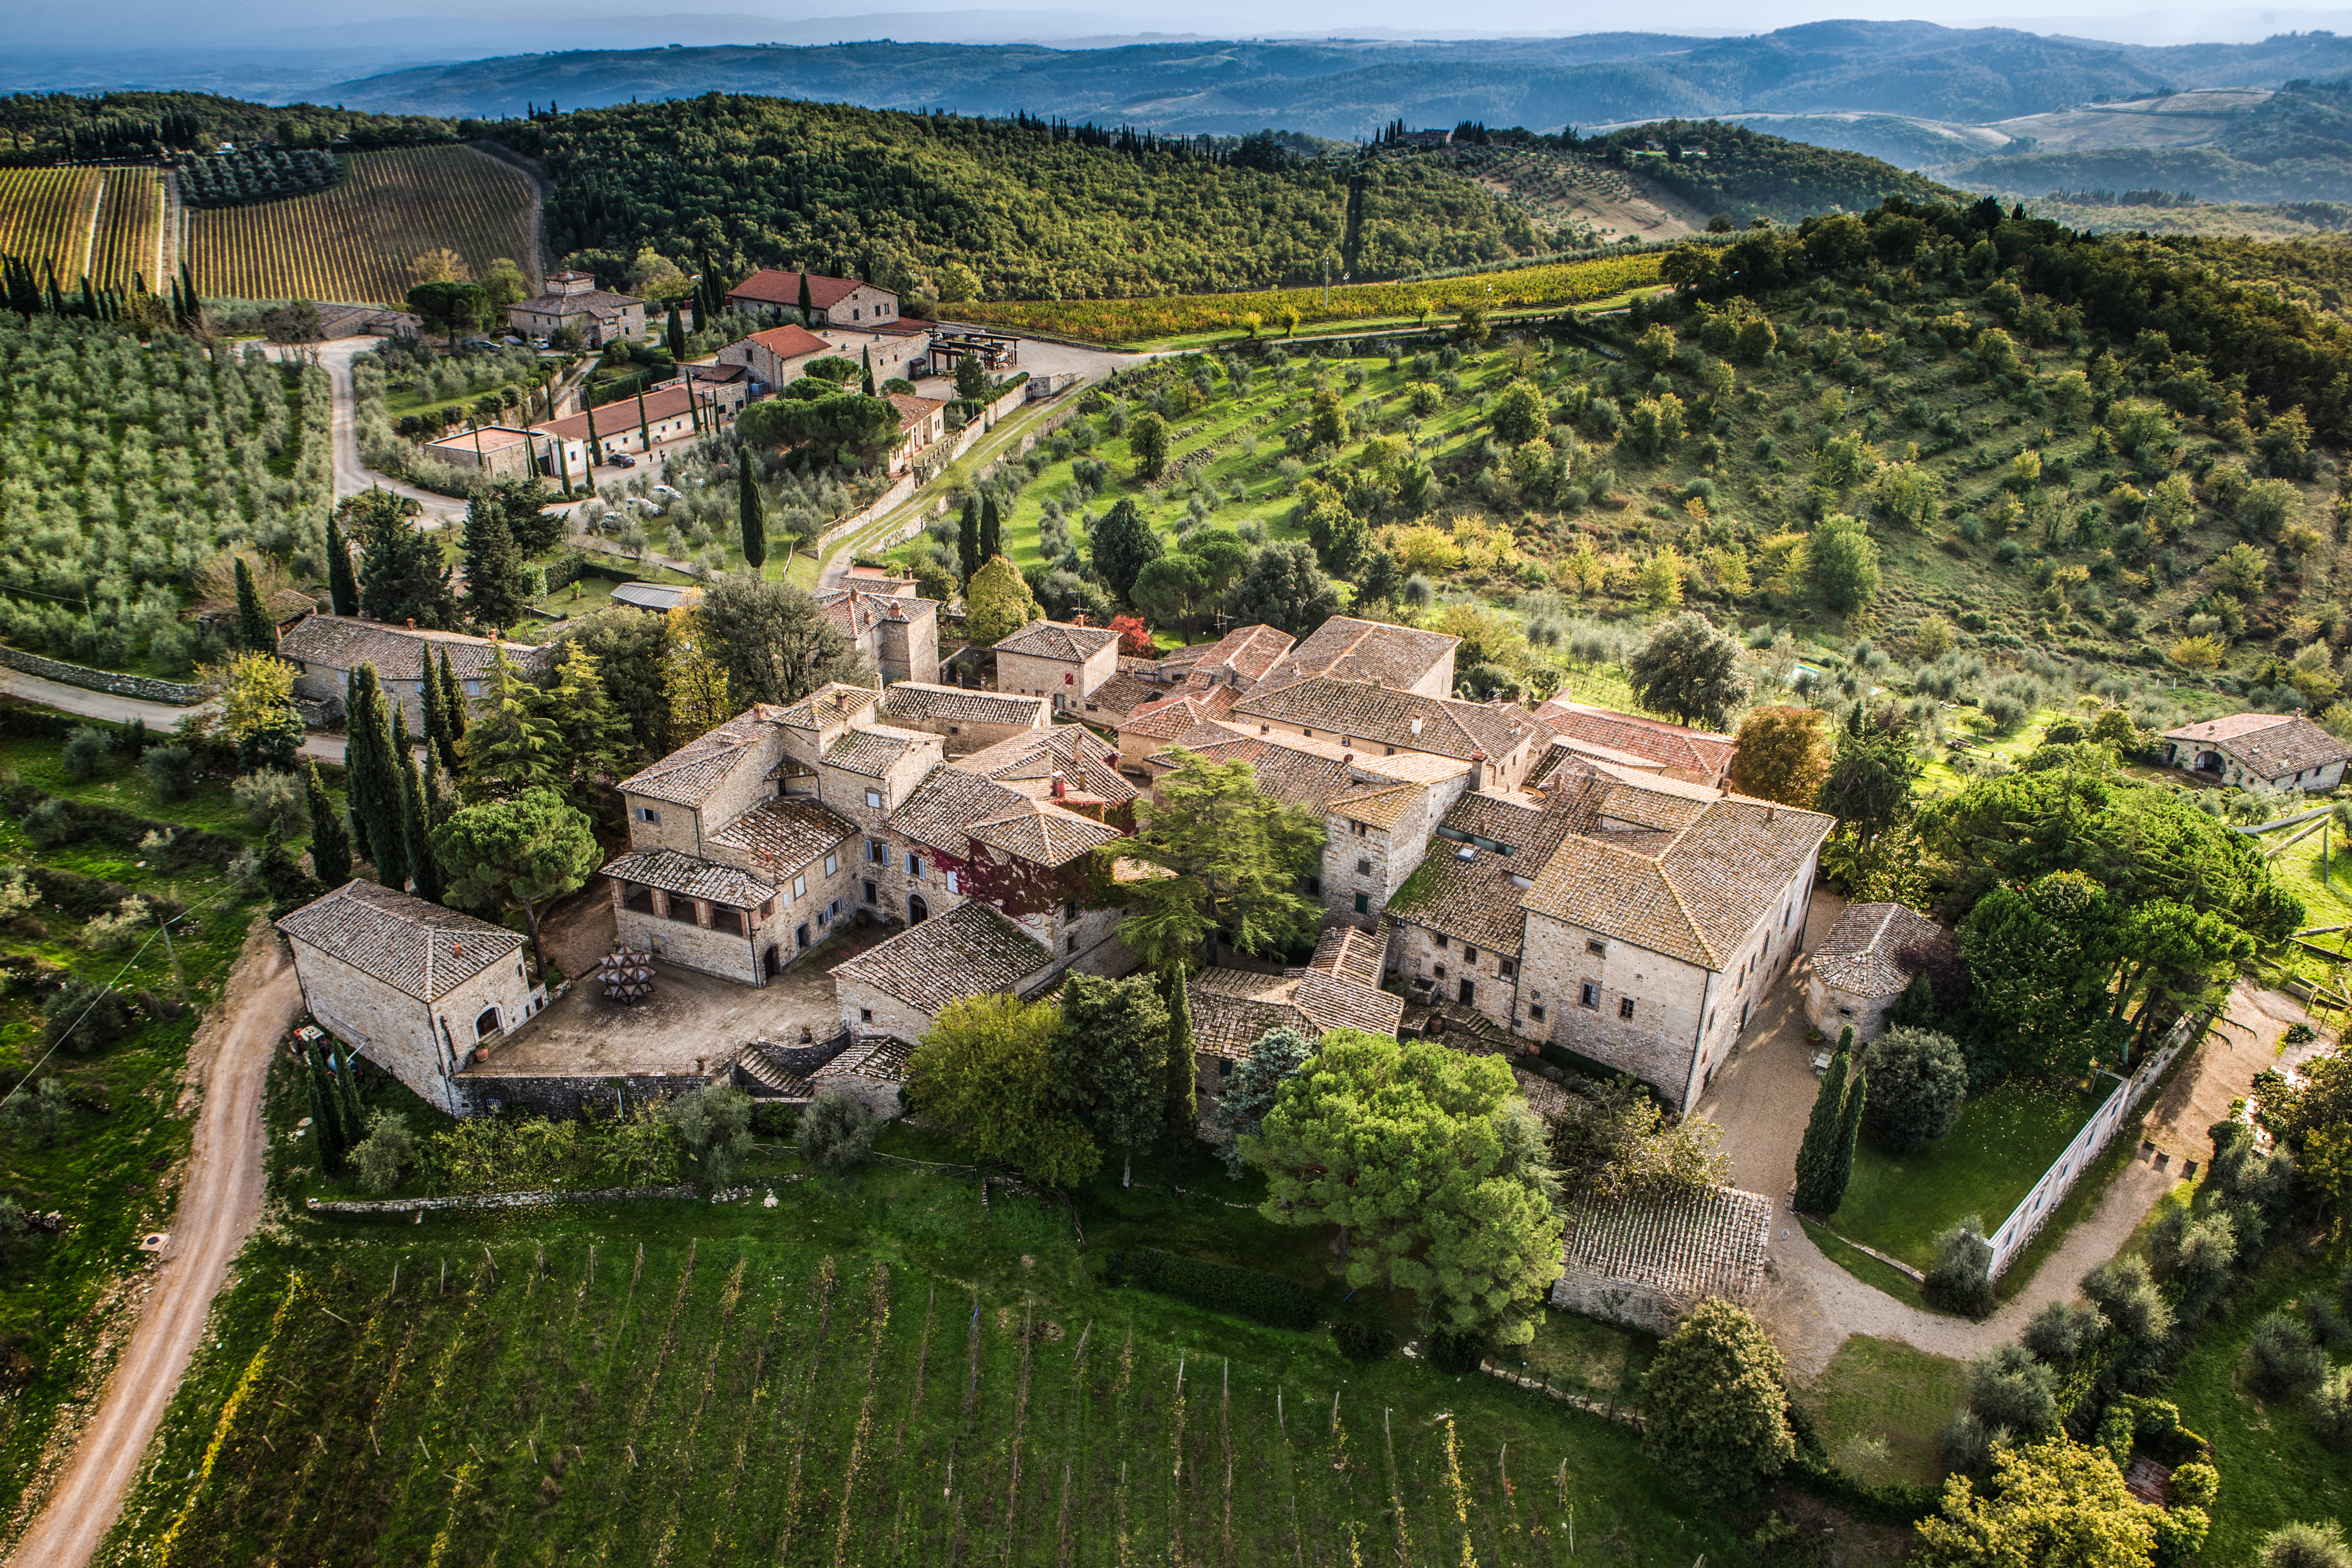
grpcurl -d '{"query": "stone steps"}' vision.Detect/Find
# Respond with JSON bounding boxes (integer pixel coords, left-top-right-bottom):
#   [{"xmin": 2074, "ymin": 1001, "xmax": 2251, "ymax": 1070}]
[{"xmin": 734, "ymin": 1045, "xmax": 815, "ymax": 1100}]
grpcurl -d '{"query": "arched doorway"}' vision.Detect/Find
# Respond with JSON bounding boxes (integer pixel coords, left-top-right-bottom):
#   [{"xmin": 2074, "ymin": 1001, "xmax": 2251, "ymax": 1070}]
[
  {"xmin": 474, "ymin": 1007, "xmax": 502, "ymax": 1040},
  {"xmin": 908, "ymin": 894, "xmax": 930, "ymax": 924}
]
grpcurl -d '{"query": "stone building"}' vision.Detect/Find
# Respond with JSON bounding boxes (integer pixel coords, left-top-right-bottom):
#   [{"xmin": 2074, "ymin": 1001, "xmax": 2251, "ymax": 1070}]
[
  {"xmin": 276, "ymin": 616, "xmax": 554, "ymax": 731},
  {"xmin": 723, "ymin": 269, "xmax": 901, "ymax": 327},
  {"xmin": 1805, "ymin": 901, "xmax": 1950, "ymax": 1042},
  {"xmin": 831, "ymin": 900, "xmax": 1058, "ymax": 1042},
  {"xmin": 508, "ymin": 270, "xmax": 645, "ymax": 347},
  {"xmin": 880, "ymin": 682, "xmax": 1051, "ymax": 755},
  {"xmin": 1531, "ymin": 697, "xmax": 1737, "ymax": 788},
  {"xmin": 886, "ymin": 392, "xmax": 950, "ymax": 474},
  {"xmin": 813, "ymin": 583, "xmax": 941, "ymax": 685},
  {"xmin": 1186, "ymin": 926, "xmax": 1404, "ymax": 1115},
  {"xmin": 420, "ymin": 424, "xmax": 544, "ymax": 480},
  {"xmin": 1112, "ymin": 688, "xmax": 1241, "ymax": 773},
  {"xmin": 715, "ymin": 322, "xmax": 836, "ymax": 392},
  {"xmin": 2160, "ymin": 713, "xmax": 2350, "ymax": 791},
  {"xmin": 1383, "ymin": 786, "xmax": 1588, "ymax": 1033},
  {"xmin": 533, "ymin": 381, "xmax": 735, "ymax": 477},
  {"xmin": 1231, "ymin": 678, "xmax": 1541, "ymax": 788},
  {"xmin": 993, "ymin": 618, "xmax": 1122, "ymax": 713},
  {"xmin": 823, "ymin": 324, "xmax": 931, "ymax": 386},
  {"xmin": 1258, "ymin": 614, "xmax": 1459, "ymax": 697},
  {"xmin": 277, "ymin": 880, "xmax": 545, "ymax": 1117},
  {"xmin": 1548, "ymin": 1185, "xmax": 1773, "ymax": 1334}
]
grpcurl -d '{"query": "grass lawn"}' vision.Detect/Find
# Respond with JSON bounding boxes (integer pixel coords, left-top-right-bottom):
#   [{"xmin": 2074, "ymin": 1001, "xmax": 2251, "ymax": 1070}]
[
  {"xmin": 1827, "ymin": 1078, "xmax": 2108, "ymax": 1273},
  {"xmin": 1798, "ymin": 1336, "xmax": 1969, "ymax": 1486},
  {"xmin": 2158, "ymin": 1244, "xmax": 2352, "ymax": 1567},
  {"xmin": 101, "ymin": 1103, "xmax": 1757, "ymax": 1568}
]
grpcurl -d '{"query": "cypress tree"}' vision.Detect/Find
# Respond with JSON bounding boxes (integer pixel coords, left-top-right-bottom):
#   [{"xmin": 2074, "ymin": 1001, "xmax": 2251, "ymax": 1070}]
[
  {"xmin": 979, "ymin": 495, "xmax": 1002, "ymax": 563},
  {"xmin": 234, "ymin": 557, "xmax": 277, "ymax": 652},
  {"xmin": 332, "ymin": 1048, "xmax": 366, "ymax": 1149},
  {"xmin": 325, "ymin": 510, "xmax": 359, "ymax": 616},
  {"xmin": 1833, "ymin": 1048, "xmax": 1867, "ymax": 1208},
  {"xmin": 861, "ymin": 344, "xmax": 875, "ymax": 396},
  {"xmin": 957, "ymin": 496, "xmax": 981, "ymax": 585},
  {"xmin": 666, "ymin": 302, "xmax": 687, "ymax": 360},
  {"xmin": 304, "ymin": 762, "xmax": 350, "ymax": 883},
  {"xmin": 739, "ymin": 458, "xmax": 768, "ymax": 570},
  {"xmin": 1159, "ymin": 966, "xmax": 1198, "ymax": 1171},
  {"xmin": 438, "ymin": 649, "xmax": 467, "ymax": 754},
  {"xmin": 797, "ymin": 270, "xmax": 814, "ymax": 322},
  {"xmin": 421, "ymin": 654, "xmax": 453, "ymax": 773},
  {"xmin": 397, "ymin": 709, "xmax": 444, "ymax": 903},
  {"xmin": 637, "ymin": 389, "xmax": 652, "ymax": 453},
  {"xmin": 1793, "ymin": 1032, "xmax": 1856, "ymax": 1214},
  {"xmin": 348, "ymin": 666, "xmax": 407, "ymax": 891},
  {"xmin": 302, "ymin": 1042, "xmax": 344, "ymax": 1172}
]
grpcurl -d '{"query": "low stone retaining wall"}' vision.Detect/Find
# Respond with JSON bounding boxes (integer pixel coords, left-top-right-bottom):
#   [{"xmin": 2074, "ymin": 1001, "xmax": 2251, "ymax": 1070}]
[
  {"xmin": 307, "ymin": 1185, "xmax": 699, "ymax": 1214},
  {"xmin": 0, "ymin": 647, "xmax": 204, "ymax": 705},
  {"xmin": 1477, "ymin": 1361, "xmax": 1643, "ymax": 1429}
]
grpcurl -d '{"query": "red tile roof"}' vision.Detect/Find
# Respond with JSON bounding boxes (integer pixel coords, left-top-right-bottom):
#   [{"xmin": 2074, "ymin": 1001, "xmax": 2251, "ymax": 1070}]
[
  {"xmin": 726, "ymin": 270, "xmax": 870, "ymax": 310},
  {"xmin": 740, "ymin": 323, "xmax": 833, "ymax": 361}
]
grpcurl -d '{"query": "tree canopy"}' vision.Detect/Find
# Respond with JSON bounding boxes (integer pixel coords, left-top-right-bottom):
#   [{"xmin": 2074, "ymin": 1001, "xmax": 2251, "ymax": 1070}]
[
  {"xmin": 1639, "ymin": 1297, "xmax": 1797, "ymax": 1505},
  {"xmin": 1626, "ymin": 612, "xmax": 1749, "ymax": 729},
  {"xmin": 904, "ymin": 993, "xmax": 1099, "ymax": 1186},
  {"xmin": 1115, "ymin": 749, "xmax": 1324, "ymax": 970},
  {"xmin": 433, "ymin": 786, "xmax": 600, "ymax": 980}
]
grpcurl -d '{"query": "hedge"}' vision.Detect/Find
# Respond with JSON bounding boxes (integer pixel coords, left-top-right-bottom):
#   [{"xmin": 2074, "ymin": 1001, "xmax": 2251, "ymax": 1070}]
[{"xmin": 1103, "ymin": 1247, "xmax": 1320, "ymax": 1330}]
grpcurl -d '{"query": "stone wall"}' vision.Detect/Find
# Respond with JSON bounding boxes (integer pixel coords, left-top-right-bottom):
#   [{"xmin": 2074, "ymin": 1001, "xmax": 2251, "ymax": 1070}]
[
  {"xmin": 873, "ymin": 610, "xmax": 941, "ymax": 686},
  {"xmin": 1548, "ymin": 1271, "xmax": 1695, "ymax": 1337},
  {"xmin": 617, "ymin": 898, "xmax": 764, "ymax": 986},
  {"xmin": 452, "ymin": 1068, "xmax": 717, "ymax": 1119},
  {"xmin": 1394, "ymin": 922, "xmax": 1524, "ymax": 1035},
  {"xmin": 0, "ymin": 646, "xmax": 203, "ymax": 705},
  {"xmin": 835, "ymin": 971, "xmax": 943, "ymax": 1043},
  {"xmin": 290, "ymin": 933, "xmax": 541, "ymax": 1117}
]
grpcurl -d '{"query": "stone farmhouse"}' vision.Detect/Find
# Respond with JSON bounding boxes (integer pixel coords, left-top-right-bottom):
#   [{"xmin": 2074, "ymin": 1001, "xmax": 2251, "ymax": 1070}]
[
  {"xmin": 716, "ymin": 323, "xmax": 840, "ymax": 393},
  {"xmin": 533, "ymin": 381, "xmax": 741, "ymax": 478},
  {"xmin": 724, "ymin": 269, "xmax": 902, "ymax": 328},
  {"xmin": 1807, "ymin": 901, "xmax": 1950, "ymax": 1042},
  {"xmin": 278, "ymin": 881, "xmax": 546, "ymax": 1116},
  {"xmin": 1532, "ymin": 697, "xmax": 1737, "ymax": 787},
  {"xmin": 2160, "ymin": 713, "xmax": 2350, "ymax": 792},
  {"xmin": 886, "ymin": 392, "xmax": 950, "ymax": 474},
  {"xmin": 276, "ymin": 615, "xmax": 554, "ymax": 731},
  {"xmin": 880, "ymin": 682, "xmax": 1052, "ymax": 755},
  {"xmin": 1550, "ymin": 1183, "xmax": 1772, "ymax": 1333},
  {"xmin": 1187, "ymin": 925, "xmax": 1404, "ymax": 1081},
  {"xmin": 823, "ymin": 323, "xmax": 931, "ymax": 385},
  {"xmin": 811, "ymin": 583, "xmax": 942, "ymax": 686},
  {"xmin": 994, "ymin": 618, "xmax": 1123, "ymax": 713},
  {"xmin": 420, "ymin": 424, "xmax": 542, "ymax": 481},
  {"xmin": 508, "ymin": 270, "xmax": 646, "ymax": 347}
]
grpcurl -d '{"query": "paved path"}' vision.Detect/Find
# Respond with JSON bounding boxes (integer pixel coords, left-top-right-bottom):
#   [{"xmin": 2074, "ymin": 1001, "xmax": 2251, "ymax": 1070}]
[
  {"xmin": 1700, "ymin": 892, "xmax": 2275, "ymax": 1379},
  {"xmin": 0, "ymin": 669, "xmax": 345, "ymax": 763},
  {"xmin": 312, "ymin": 339, "xmax": 468, "ymax": 528},
  {"xmin": 6, "ymin": 927, "xmax": 303, "ymax": 1568}
]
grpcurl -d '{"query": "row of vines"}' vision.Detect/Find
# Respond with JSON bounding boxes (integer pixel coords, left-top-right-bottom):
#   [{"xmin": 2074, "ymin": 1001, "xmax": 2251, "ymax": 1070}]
[{"xmin": 0, "ymin": 167, "xmax": 159, "ymax": 293}]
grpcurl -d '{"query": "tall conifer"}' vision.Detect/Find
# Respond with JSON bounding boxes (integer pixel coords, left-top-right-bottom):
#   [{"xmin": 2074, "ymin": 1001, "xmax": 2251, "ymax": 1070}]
[
  {"xmin": 234, "ymin": 557, "xmax": 277, "ymax": 652},
  {"xmin": 396, "ymin": 708, "xmax": 443, "ymax": 903},
  {"xmin": 739, "ymin": 459, "xmax": 768, "ymax": 570},
  {"xmin": 438, "ymin": 649, "xmax": 467, "ymax": 754},
  {"xmin": 348, "ymin": 666, "xmax": 407, "ymax": 891},
  {"xmin": 304, "ymin": 762, "xmax": 350, "ymax": 884},
  {"xmin": 1159, "ymin": 966, "xmax": 1198, "ymax": 1170},
  {"xmin": 325, "ymin": 510, "xmax": 359, "ymax": 616},
  {"xmin": 421, "ymin": 656, "xmax": 453, "ymax": 774},
  {"xmin": 957, "ymin": 496, "xmax": 981, "ymax": 585},
  {"xmin": 666, "ymin": 303, "xmax": 687, "ymax": 360},
  {"xmin": 1794, "ymin": 1030, "xmax": 1858, "ymax": 1213},
  {"xmin": 979, "ymin": 496, "xmax": 1002, "ymax": 562}
]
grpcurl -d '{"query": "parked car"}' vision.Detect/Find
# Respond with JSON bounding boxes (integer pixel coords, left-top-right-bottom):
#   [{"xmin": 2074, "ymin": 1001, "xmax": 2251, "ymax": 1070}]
[
  {"xmin": 608, "ymin": 453, "xmax": 637, "ymax": 468},
  {"xmin": 458, "ymin": 337, "xmax": 497, "ymax": 351},
  {"xmin": 652, "ymin": 484, "xmax": 684, "ymax": 500}
]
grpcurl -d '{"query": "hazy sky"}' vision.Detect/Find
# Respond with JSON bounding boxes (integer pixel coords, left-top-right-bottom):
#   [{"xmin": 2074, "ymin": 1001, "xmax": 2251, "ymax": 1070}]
[{"xmin": 13, "ymin": 0, "xmax": 2352, "ymax": 50}]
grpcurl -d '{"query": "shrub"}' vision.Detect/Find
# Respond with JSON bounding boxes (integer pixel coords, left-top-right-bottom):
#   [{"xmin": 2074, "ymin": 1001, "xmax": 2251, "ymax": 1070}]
[
  {"xmin": 2083, "ymin": 1256, "xmax": 2174, "ymax": 1364},
  {"xmin": 1939, "ymin": 1409, "xmax": 1994, "ymax": 1472},
  {"xmin": 1860, "ymin": 1025, "xmax": 1968, "ymax": 1153},
  {"xmin": 142, "ymin": 745, "xmax": 197, "ymax": 802},
  {"xmin": 23, "ymin": 797, "xmax": 76, "ymax": 847},
  {"xmin": 60, "ymin": 724, "xmax": 110, "ymax": 782},
  {"xmin": 1641, "ymin": 1298, "xmax": 1796, "ymax": 1506},
  {"xmin": 232, "ymin": 770, "xmax": 310, "ymax": 839},
  {"xmin": 1107, "ymin": 1247, "xmax": 1319, "ymax": 1330},
  {"xmin": 351, "ymin": 1110, "xmax": 414, "ymax": 1195},
  {"xmin": 2246, "ymin": 1310, "xmax": 2328, "ymax": 1399},
  {"xmin": 2021, "ymin": 1298, "xmax": 2105, "ymax": 1365},
  {"xmin": 796, "ymin": 1088, "xmax": 881, "ymax": 1176},
  {"xmin": 2264, "ymin": 1522, "xmax": 2352, "ymax": 1568},
  {"xmin": 1428, "ymin": 1326, "xmax": 1486, "ymax": 1375},
  {"xmin": 1923, "ymin": 1215, "xmax": 1995, "ymax": 1317},
  {"xmin": 1332, "ymin": 1321, "xmax": 1393, "ymax": 1361},
  {"xmin": 42, "ymin": 979, "xmax": 129, "ymax": 1054},
  {"xmin": 1968, "ymin": 1343, "xmax": 2057, "ymax": 1437}
]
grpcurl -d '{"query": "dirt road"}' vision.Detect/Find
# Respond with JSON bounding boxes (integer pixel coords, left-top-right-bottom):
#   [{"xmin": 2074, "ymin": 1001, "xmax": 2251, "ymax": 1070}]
[
  {"xmin": 6, "ymin": 928, "xmax": 303, "ymax": 1568},
  {"xmin": 0, "ymin": 669, "xmax": 346, "ymax": 764}
]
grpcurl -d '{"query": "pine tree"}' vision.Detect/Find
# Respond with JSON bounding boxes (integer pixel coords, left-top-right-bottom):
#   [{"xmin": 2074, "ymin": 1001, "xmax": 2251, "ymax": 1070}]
[
  {"xmin": 325, "ymin": 511, "xmax": 359, "ymax": 617},
  {"xmin": 546, "ymin": 642, "xmax": 632, "ymax": 812},
  {"xmin": 397, "ymin": 708, "xmax": 444, "ymax": 903},
  {"xmin": 347, "ymin": 665, "xmax": 407, "ymax": 891},
  {"xmin": 458, "ymin": 645, "xmax": 561, "ymax": 802},
  {"xmin": 1793, "ymin": 1032, "xmax": 1856, "ymax": 1214},
  {"xmin": 359, "ymin": 507, "xmax": 456, "ymax": 629},
  {"xmin": 234, "ymin": 557, "xmax": 277, "ymax": 653},
  {"xmin": 666, "ymin": 303, "xmax": 687, "ymax": 360},
  {"xmin": 304, "ymin": 762, "xmax": 350, "ymax": 884},
  {"xmin": 979, "ymin": 495, "xmax": 1002, "ymax": 563},
  {"xmin": 957, "ymin": 496, "xmax": 981, "ymax": 585},
  {"xmin": 461, "ymin": 496, "xmax": 528, "ymax": 633},
  {"xmin": 1159, "ymin": 966, "xmax": 1199, "ymax": 1170},
  {"xmin": 438, "ymin": 649, "xmax": 467, "ymax": 755},
  {"xmin": 739, "ymin": 458, "xmax": 768, "ymax": 570}
]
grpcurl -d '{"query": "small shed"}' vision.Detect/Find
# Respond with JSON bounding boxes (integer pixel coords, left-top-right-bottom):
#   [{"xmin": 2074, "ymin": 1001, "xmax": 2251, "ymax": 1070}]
[
  {"xmin": 1804, "ymin": 901, "xmax": 1949, "ymax": 1043},
  {"xmin": 1548, "ymin": 1185, "xmax": 1772, "ymax": 1334}
]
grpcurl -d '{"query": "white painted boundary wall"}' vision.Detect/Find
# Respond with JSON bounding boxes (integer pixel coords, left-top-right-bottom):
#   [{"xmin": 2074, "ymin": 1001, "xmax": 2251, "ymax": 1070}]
[{"xmin": 1985, "ymin": 1008, "xmax": 2208, "ymax": 1278}]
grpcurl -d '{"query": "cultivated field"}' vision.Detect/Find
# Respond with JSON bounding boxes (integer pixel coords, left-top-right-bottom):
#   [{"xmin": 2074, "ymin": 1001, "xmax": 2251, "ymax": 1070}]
[
  {"xmin": 89, "ymin": 168, "xmax": 163, "ymax": 290},
  {"xmin": 957, "ymin": 253, "xmax": 1665, "ymax": 346},
  {"xmin": 188, "ymin": 146, "xmax": 535, "ymax": 307},
  {"xmin": 0, "ymin": 168, "xmax": 99, "ymax": 286}
]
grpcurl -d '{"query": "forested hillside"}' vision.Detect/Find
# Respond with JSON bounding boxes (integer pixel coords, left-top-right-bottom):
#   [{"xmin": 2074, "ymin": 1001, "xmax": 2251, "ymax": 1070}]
[
  {"xmin": 498, "ymin": 98, "xmax": 1540, "ymax": 302},
  {"xmin": 1583, "ymin": 121, "xmax": 1962, "ymax": 223},
  {"xmin": 0, "ymin": 89, "xmax": 463, "ymax": 164}
]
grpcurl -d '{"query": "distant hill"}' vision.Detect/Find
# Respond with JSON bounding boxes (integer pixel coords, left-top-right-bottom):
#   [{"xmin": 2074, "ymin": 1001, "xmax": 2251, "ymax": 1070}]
[
  {"xmin": 1946, "ymin": 79, "xmax": 2352, "ymax": 204},
  {"xmin": 325, "ymin": 23, "xmax": 2352, "ymax": 139}
]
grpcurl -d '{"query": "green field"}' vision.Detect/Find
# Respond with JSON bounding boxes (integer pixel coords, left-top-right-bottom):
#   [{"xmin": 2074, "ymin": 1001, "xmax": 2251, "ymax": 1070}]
[{"xmin": 99, "ymin": 1106, "xmax": 1752, "ymax": 1568}]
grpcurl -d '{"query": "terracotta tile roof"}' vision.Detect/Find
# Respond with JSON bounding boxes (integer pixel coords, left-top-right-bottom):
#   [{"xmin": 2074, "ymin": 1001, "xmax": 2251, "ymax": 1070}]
[
  {"xmin": 883, "ymin": 682, "xmax": 1050, "ymax": 729},
  {"xmin": 993, "ymin": 618, "xmax": 1120, "ymax": 661},
  {"xmin": 954, "ymin": 726, "xmax": 1135, "ymax": 805},
  {"xmin": 1812, "ymin": 902, "xmax": 1949, "ymax": 998},
  {"xmin": 1265, "ymin": 615, "xmax": 1457, "ymax": 691},
  {"xmin": 1233, "ymin": 678, "xmax": 1533, "ymax": 764},
  {"xmin": 1532, "ymin": 699, "xmax": 1737, "ymax": 780},
  {"xmin": 1522, "ymin": 783, "xmax": 1833, "ymax": 969},
  {"xmin": 1154, "ymin": 623, "xmax": 1295, "ymax": 688},
  {"xmin": 707, "ymin": 798, "xmax": 858, "ymax": 872},
  {"xmin": 513, "ymin": 285, "xmax": 641, "ymax": 315},
  {"xmin": 1082, "ymin": 671, "xmax": 1165, "ymax": 720},
  {"xmin": 887, "ymin": 392, "xmax": 947, "ymax": 432},
  {"xmin": 738, "ymin": 322, "xmax": 834, "ymax": 360},
  {"xmin": 1553, "ymin": 1186, "xmax": 1773, "ymax": 1304},
  {"xmin": 600, "ymin": 847, "xmax": 776, "ymax": 907},
  {"xmin": 276, "ymin": 880, "xmax": 525, "ymax": 1002},
  {"xmin": 967, "ymin": 800, "xmax": 1127, "ymax": 867},
  {"xmin": 1386, "ymin": 790, "xmax": 1585, "ymax": 957},
  {"xmin": 1309, "ymin": 924, "xmax": 1387, "ymax": 987},
  {"xmin": 815, "ymin": 1035, "xmax": 915, "ymax": 1084},
  {"xmin": 2163, "ymin": 713, "xmax": 2350, "ymax": 776},
  {"xmin": 1186, "ymin": 957, "xmax": 1403, "ymax": 1059},
  {"xmin": 619, "ymin": 706, "xmax": 785, "ymax": 807},
  {"xmin": 725, "ymin": 269, "xmax": 869, "ymax": 310},
  {"xmin": 892, "ymin": 768, "xmax": 1032, "ymax": 855},
  {"xmin": 278, "ymin": 616, "xmax": 551, "ymax": 684},
  {"xmin": 535, "ymin": 383, "xmax": 701, "ymax": 443},
  {"xmin": 832, "ymin": 902, "xmax": 1053, "ymax": 1017},
  {"xmin": 816, "ymin": 587, "xmax": 936, "ymax": 639},
  {"xmin": 774, "ymin": 684, "xmax": 881, "ymax": 731},
  {"xmin": 1120, "ymin": 689, "xmax": 1239, "ymax": 742},
  {"xmin": 1325, "ymin": 779, "xmax": 1423, "ymax": 830},
  {"xmin": 825, "ymin": 724, "xmax": 931, "ymax": 778}
]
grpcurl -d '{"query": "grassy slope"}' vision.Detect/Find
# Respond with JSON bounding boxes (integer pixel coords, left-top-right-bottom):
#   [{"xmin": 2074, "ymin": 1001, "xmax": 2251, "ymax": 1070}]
[
  {"xmin": 95, "ymin": 1084, "xmax": 1748, "ymax": 1568},
  {"xmin": 0, "ymin": 729, "xmax": 319, "ymax": 1531}
]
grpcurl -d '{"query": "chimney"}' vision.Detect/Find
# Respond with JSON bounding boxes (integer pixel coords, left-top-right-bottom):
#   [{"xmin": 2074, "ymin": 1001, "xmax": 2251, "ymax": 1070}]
[
  {"xmin": 406, "ymin": 617, "xmax": 416, "ymax": 630},
  {"xmin": 1071, "ymin": 612, "xmax": 1087, "ymax": 627},
  {"xmin": 1051, "ymin": 771, "xmax": 1066, "ymax": 800},
  {"xmin": 1469, "ymin": 750, "xmax": 1486, "ymax": 791},
  {"xmin": 1409, "ymin": 716, "xmax": 1423, "ymax": 737},
  {"xmin": 1342, "ymin": 752, "xmax": 1354, "ymax": 767}
]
